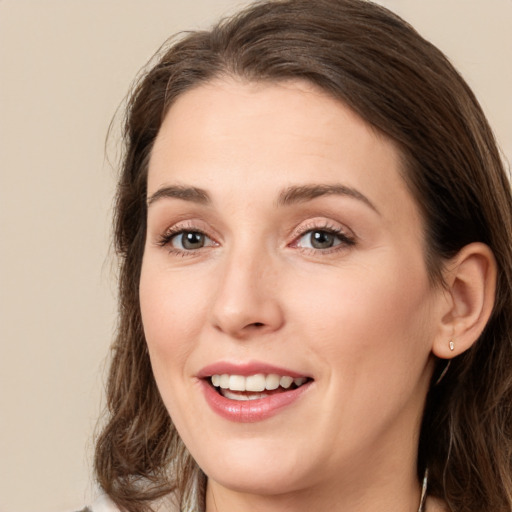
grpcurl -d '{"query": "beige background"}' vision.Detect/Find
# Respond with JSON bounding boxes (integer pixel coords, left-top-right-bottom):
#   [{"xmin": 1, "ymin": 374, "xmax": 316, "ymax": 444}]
[{"xmin": 0, "ymin": 1, "xmax": 510, "ymax": 511}]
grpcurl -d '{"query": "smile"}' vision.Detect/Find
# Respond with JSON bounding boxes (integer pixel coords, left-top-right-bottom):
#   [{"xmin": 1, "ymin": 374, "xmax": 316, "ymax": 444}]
[
  {"xmin": 211, "ymin": 373, "xmax": 308, "ymax": 400},
  {"xmin": 199, "ymin": 365, "xmax": 313, "ymax": 422}
]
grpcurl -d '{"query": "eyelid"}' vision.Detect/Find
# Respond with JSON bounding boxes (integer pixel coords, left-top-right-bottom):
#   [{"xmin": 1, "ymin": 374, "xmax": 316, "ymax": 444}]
[
  {"xmin": 289, "ymin": 218, "xmax": 355, "ymax": 242},
  {"xmin": 155, "ymin": 219, "xmax": 219, "ymax": 250},
  {"xmin": 153, "ymin": 217, "xmax": 356, "ymax": 256},
  {"xmin": 288, "ymin": 218, "xmax": 356, "ymax": 253}
]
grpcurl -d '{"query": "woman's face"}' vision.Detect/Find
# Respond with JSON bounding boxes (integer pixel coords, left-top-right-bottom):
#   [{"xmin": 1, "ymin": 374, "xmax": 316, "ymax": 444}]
[{"xmin": 140, "ymin": 79, "xmax": 444, "ymax": 497}]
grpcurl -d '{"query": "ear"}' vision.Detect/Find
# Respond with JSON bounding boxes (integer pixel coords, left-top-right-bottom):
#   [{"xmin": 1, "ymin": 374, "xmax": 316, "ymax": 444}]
[{"xmin": 432, "ymin": 242, "xmax": 497, "ymax": 359}]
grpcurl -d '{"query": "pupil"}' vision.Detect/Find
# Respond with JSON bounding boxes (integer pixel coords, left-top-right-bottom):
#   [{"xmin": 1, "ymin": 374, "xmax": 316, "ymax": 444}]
[
  {"xmin": 183, "ymin": 232, "xmax": 204, "ymax": 249},
  {"xmin": 312, "ymin": 231, "xmax": 334, "ymax": 249}
]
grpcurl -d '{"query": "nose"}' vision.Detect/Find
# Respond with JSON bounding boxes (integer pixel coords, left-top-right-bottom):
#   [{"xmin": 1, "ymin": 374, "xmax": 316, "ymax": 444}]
[{"xmin": 209, "ymin": 248, "xmax": 285, "ymax": 339}]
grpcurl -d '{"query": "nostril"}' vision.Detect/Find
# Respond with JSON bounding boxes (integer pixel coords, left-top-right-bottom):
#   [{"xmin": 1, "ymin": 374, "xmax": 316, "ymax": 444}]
[{"xmin": 252, "ymin": 322, "xmax": 264, "ymax": 328}]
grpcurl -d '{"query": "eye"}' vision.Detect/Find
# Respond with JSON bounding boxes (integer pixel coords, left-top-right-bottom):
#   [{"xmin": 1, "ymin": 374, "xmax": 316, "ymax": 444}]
[
  {"xmin": 170, "ymin": 230, "xmax": 214, "ymax": 250},
  {"xmin": 155, "ymin": 224, "xmax": 219, "ymax": 256},
  {"xmin": 299, "ymin": 230, "xmax": 339, "ymax": 249},
  {"xmin": 294, "ymin": 227, "xmax": 355, "ymax": 251}
]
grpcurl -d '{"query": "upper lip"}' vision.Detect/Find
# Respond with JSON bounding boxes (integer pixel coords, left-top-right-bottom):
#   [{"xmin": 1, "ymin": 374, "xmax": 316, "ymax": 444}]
[{"xmin": 197, "ymin": 361, "xmax": 311, "ymax": 379}]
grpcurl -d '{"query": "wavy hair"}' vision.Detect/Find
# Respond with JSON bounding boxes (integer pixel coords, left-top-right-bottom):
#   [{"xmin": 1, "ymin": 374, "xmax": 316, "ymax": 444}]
[{"xmin": 94, "ymin": 1, "xmax": 512, "ymax": 510}]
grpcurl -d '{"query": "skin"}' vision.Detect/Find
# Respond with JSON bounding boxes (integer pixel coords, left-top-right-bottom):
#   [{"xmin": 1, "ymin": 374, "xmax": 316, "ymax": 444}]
[{"xmin": 140, "ymin": 79, "xmax": 454, "ymax": 511}]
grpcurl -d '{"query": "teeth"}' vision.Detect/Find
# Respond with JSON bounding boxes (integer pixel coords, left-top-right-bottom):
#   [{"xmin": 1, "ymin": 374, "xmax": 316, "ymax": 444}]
[
  {"xmin": 222, "ymin": 390, "xmax": 269, "ymax": 401},
  {"xmin": 210, "ymin": 373, "xmax": 308, "ymax": 392},
  {"xmin": 219, "ymin": 374, "xmax": 230, "ymax": 389},
  {"xmin": 265, "ymin": 374, "xmax": 280, "ymax": 390},
  {"xmin": 280, "ymin": 376, "xmax": 294, "ymax": 389},
  {"xmin": 246, "ymin": 374, "xmax": 266, "ymax": 392},
  {"xmin": 229, "ymin": 375, "xmax": 245, "ymax": 391}
]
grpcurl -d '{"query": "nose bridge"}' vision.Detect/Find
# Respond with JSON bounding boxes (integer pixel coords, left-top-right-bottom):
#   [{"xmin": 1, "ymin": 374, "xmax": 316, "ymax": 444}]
[{"xmin": 210, "ymin": 236, "xmax": 284, "ymax": 337}]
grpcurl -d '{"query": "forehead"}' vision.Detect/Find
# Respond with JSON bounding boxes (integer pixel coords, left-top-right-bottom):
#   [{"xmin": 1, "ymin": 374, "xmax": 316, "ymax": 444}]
[
  {"xmin": 148, "ymin": 78, "xmax": 419, "ymax": 228},
  {"xmin": 151, "ymin": 78, "xmax": 387, "ymax": 158}
]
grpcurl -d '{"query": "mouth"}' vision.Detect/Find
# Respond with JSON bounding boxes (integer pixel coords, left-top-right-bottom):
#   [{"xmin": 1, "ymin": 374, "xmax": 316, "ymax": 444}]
[
  {"xmin": 198, "ymin": 362, "xmax": 314, "ymax": 422},
  {"xmin": 208, "ymin": 373, "xmax": 311, "ymax": 401}
]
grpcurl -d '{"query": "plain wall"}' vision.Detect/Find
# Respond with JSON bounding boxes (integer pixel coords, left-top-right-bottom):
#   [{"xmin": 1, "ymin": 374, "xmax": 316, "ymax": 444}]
[{"xmin": 0, "ymin": 1, "xmax": 510, "ymax": 511}]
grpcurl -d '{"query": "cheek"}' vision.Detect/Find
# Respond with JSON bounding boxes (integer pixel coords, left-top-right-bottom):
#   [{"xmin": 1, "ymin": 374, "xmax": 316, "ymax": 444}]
[
  {"xmin": 291, "ymin": 253, "xmax": 435, "ymax": 381},
  {"xmin": 139, "ymin": 260, "xmax": 210, "ymax": 382},
  {"xmin": 287, "ymin": 255, "xmax": 436, "ymax": 447}
]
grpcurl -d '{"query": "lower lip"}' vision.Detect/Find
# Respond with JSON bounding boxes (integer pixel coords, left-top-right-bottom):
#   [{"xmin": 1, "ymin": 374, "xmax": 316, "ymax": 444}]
[{"xmin": 201, "ymin": 380, "xmax": 312, "ymax": 423}]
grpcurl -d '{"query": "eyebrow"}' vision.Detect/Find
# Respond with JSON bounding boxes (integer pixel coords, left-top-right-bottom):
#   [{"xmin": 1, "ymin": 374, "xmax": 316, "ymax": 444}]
[
  {"xmin": 277, "ymin": 184, "xmax": 379, "ymax": 213},
  {"xmin": 147, "ymin": 185, "xmax": 210, "ymax": 207},
  {"xmin": 147, "ymin": 182, "xmax": 378, "ymax": 213}
]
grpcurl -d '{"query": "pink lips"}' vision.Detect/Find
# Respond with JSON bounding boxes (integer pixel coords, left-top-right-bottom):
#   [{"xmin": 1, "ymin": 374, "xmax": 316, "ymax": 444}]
[{"xmin": 198, "ymin": 361, "xmax": 312, "ymax": 423}]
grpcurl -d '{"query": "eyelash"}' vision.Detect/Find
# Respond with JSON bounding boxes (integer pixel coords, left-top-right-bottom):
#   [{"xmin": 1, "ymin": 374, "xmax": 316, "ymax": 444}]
[
  {"xmin": 156, "ymin": 221, "xmax": 355, "ymax": 257},
  {"xmin": 290, "ymin": 222, "xmax": 356, "ymax": 254},
  {"xmin": 156, "ymin": 225, "xmax": 216, "ymax": 257}
]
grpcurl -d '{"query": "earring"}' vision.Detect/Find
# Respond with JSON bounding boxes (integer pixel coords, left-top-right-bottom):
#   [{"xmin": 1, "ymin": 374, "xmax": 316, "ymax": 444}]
[{"xmin": 449, "ymin": 340, "xmax": 455, "ymax": 351}]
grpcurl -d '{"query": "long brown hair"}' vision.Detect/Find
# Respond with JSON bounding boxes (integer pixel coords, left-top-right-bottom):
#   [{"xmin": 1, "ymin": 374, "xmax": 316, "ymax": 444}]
[{"xmin": 94, "ymin": 1, "xmax": 512, "ymax": 510}]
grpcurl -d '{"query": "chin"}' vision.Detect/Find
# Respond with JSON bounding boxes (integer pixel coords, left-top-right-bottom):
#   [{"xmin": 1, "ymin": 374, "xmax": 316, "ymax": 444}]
[
  {"xmin": 206, "ymin": 463, "xmax": 308, "ymax": 497},
  {"xmin": 193, "ymin": 437, "xmax": 314, "ymax": 495}
]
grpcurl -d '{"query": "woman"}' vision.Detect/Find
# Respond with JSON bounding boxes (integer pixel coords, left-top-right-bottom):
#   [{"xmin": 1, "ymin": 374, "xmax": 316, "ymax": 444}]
[{"xmin": 90, "ymin": 0, "xmax": 512, "ymax": 511}]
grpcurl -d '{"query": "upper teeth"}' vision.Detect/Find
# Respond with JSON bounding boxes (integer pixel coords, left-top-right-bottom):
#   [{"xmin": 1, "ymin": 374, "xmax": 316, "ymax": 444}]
[{"xmin": 211, "ymin": 374, "xmax": 307, "ymax": 392}]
